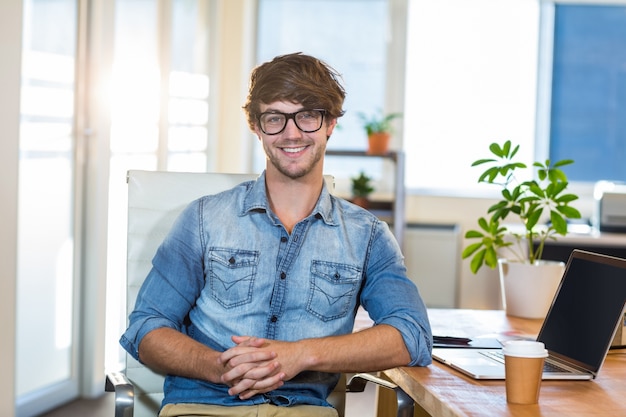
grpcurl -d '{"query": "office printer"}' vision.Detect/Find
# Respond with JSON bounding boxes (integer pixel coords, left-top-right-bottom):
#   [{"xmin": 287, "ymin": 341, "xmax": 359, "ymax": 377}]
[{"xmin": 594, "ymin": 181, "xmax": 626, "ymax": 233}]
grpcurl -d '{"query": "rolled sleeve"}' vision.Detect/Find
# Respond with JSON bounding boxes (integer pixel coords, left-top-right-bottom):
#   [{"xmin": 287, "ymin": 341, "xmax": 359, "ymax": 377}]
[
  {"xmin": 120, "ymin": 314, "xmax": 180, "ymax": 362},
  {"xmin": 377, "ymin": 313, "xmax": 433, "ymax": 367},
  {"xmin": 362, "ymin": 223, "xmax": 433, "ymax": 367}
]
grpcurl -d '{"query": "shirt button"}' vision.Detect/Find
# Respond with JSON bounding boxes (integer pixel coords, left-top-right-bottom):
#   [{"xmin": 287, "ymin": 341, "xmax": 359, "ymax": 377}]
[
  {"xmin": 280, "ymin": 236, "xmax": 287, "ymax": 243},
  {"xmin": 271, "ymin": 315, "xmax": 278, "ymax": 323},
  {"xmin": 280, "ymin": 272, "xmax": 286, "ymax": 280}
]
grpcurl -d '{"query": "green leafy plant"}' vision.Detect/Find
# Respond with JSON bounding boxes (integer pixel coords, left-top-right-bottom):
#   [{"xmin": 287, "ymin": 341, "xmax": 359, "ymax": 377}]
[
  {"xmin": 462, "ymin": 140, "xmax": 582, "ymax": 274},
  {"xmin": 351, "ymin": 171, "xmax": 374, "ymax": 198},
  {"xmin": 358, "ymin": 110, "xmax": 402, "ymax": 135}
]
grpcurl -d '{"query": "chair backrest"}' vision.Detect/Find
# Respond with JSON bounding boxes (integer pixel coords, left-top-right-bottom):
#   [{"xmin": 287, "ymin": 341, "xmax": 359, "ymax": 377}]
[{"xmin": 124, "ymin": 170, "xmax": 341, "ymax": 416}]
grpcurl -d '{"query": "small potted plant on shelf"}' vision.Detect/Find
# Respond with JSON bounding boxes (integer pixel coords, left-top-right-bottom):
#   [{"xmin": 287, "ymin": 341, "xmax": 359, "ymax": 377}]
[
  {"xmin": 461, "ymin": 140, "xmax": 582, "ymax": 318},
  {"xmin": 358, "ymin": 109, "xmax": 402, "ymax": 155},
  {"xmin": 351, "ymin": 170, "xmax": 374, "ymax": 209}
]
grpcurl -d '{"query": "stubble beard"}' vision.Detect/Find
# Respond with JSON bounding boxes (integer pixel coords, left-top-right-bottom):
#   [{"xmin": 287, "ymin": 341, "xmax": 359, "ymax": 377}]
[{"xmin": 266, "ymin": 142, "xmax": 325, "ymax": 180}]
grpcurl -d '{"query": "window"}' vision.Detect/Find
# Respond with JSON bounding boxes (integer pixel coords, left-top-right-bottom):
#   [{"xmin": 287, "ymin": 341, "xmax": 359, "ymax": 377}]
[
  {"xmin": 105, "ymin": 0, "xmax": 213, "ymax": 373},
  {"xmin": 550, "ymin": 4, "xmax": 626, "ymax": 183},
  {"xmin": 404, "ymin": 1, "xmax": 626, "ymax": 193},
  {"xmin": 403, "ymin": 0, "xmax": 540, "ymax": 193},
  {"xmin": 16, "ymin": 0, "xmax": 79, "ymax": 413}
]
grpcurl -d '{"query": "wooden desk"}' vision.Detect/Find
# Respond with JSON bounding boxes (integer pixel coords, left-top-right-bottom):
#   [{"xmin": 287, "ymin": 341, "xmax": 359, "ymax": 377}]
[{"xmin": 383, "ymin": 309, "xmax": 626, "ymax": 417}]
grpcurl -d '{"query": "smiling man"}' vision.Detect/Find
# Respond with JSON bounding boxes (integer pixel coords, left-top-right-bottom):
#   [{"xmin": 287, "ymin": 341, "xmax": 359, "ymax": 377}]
[{"xmin": 120, "ymin": 52, "xmax": 432, "ymax": 417}]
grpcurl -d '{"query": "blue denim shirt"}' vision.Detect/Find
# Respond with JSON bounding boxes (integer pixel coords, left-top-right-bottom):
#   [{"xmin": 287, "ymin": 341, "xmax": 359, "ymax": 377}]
[{"xmin": 120, "ymin": 171, "xmax": 432, "ymax": 409}]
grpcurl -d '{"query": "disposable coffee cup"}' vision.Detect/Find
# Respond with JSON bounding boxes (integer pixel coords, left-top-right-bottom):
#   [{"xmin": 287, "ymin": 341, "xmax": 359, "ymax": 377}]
[{"xmin": 502, "ymin": 340, "xmax": 548, "ymax": 404}]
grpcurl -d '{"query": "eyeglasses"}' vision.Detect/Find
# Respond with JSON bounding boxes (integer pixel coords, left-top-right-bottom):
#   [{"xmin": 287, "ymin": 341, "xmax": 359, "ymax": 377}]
[{"xmin": 258, "ymin": 109, "xmax": 326, "ymax": 135}]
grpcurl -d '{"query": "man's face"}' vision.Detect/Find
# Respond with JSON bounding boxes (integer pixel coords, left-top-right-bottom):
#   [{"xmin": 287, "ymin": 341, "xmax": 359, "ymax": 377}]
[{"xmin": 255, "ymin": 101, "xmax": 336, "ymax": 180}]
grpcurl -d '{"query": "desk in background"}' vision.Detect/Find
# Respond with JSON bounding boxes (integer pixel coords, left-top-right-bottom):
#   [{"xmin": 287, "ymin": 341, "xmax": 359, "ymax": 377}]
[
  {"xmin": 380, "ymin": 309, "xmax": 626, "ymax": 417},
  {"xmin": 539, "ymin": 230, "xmax": 626, "ymax": 262}
]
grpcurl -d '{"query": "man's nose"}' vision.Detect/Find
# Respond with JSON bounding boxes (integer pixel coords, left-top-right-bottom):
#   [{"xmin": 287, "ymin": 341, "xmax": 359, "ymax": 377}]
[{"xmin": 283, "ymin": 117, "xmax": 302, "ymax": 135}]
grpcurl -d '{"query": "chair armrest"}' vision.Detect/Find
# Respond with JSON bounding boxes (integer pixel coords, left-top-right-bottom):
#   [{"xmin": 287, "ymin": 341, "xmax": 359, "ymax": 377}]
[
  {"xmin": 347, "ymin": 373, "xmax": 414, "ymax": 417},
  {"xmin": 346, "ymin": 372, "xmax": 395, "ymax": 392},
  {"xmin": 105, "ymin": 372, "xmax": 134, "ymax": 417}
]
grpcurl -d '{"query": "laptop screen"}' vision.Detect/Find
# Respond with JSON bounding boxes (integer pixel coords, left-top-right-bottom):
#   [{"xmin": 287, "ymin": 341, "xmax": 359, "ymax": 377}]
[{"xmin": 538, "ymin": 250, "xmax": 626, "ymax": 372}]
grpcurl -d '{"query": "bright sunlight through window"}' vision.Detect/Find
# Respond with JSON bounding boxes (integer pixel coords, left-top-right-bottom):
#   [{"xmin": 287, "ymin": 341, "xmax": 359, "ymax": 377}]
[{"xmin": 403, "ymin": 0, "xmax": 539, "ymax": 194}]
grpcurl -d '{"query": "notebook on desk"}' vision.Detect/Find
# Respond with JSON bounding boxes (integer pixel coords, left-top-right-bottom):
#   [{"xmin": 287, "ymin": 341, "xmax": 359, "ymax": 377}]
[{"xmin": 433, "ymin": 249, "xmax": 626, "ymax": 380}]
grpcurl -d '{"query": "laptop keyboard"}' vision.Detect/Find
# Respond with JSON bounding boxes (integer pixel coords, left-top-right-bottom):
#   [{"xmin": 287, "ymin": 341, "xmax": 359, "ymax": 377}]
[
  {"xmin": 543, "ymin": 360, "xmax": 571, "ymax": 373},
  {"xmin": 479, "ymin": 350, "xmax": 505, "ymax": 364},
  {"xmin": 479, "ymin": 351, "xmax": 572, "ymax": 373}
]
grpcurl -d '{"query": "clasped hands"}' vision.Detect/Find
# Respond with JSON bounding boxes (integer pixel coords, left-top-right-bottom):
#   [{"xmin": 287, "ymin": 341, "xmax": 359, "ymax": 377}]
[{"xmin": 217, "ymin": 335, "xmax": 299, "ymax": 400}]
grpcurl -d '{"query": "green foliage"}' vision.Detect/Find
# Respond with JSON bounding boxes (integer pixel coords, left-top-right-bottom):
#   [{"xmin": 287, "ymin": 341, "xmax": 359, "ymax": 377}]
[
  {"xmin": 462, "ymin": 140, "xmax": 582, "ymax": 274},
  {"xmin": 358, "ymin": 110, "xmax": 402, "ymax": 135},
  {"xmin": 351, "ymin": 171, "xmax": 374, "ymax": 197}
]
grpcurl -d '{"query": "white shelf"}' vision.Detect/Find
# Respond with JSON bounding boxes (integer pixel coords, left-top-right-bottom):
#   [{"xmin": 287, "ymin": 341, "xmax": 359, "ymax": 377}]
[{"xmin": 326, "ymin": 150, "xmax": 406, "ymax": 248}]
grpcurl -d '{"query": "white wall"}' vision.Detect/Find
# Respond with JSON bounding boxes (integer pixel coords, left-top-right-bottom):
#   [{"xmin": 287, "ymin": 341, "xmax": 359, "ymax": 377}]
[
  {"xmin": 0, "ymin": 0, "xmax": 22, "ymax": 415},
  {"xmin": 406, "ymin": 194, "xmax": 503, "ymax": 309}
]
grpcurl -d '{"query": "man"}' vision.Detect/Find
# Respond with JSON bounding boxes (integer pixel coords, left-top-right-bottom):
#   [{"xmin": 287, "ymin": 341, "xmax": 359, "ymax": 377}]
[{"xmin": 121, "ymin": 52, "xmax": 432, "ymax": 417}]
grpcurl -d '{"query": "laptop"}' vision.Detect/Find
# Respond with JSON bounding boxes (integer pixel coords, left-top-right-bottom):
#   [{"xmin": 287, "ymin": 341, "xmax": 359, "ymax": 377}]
[{"xmin": 433, "ymin": 249, "xmax": 626, "ymax": 380}]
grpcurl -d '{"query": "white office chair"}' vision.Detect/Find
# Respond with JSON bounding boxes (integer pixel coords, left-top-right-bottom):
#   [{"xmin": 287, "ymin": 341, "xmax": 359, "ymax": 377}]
[{"xmin": 105, "ymin": 170, "xmax": 415, "ymax": 417}]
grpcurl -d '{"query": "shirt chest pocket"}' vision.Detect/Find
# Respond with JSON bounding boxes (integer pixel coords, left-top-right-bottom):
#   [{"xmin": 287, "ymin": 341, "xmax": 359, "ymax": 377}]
[
  {"xmin": 207, "ymin": 248, "xmax": 259, "ymax": 308},
  {"xmin": 308, "ymin": 261, "xmax": 361, "ymax": 322}
]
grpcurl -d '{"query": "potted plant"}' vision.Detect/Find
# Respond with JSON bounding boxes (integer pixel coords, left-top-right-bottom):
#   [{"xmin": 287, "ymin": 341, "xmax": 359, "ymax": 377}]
[
  {"xmin": 351, "ymin": 170, "xmax": 374, "ymax": 209},
  {"xmin": 461, "ymin": 140, "xmax": 582, "ymax": 318},
  {"xmin": 358, "ymin": 110, "xmax": 402, "ymax": 155}
]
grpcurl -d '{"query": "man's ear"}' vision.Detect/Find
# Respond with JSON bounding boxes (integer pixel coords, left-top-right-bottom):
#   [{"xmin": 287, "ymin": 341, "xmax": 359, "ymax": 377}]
[
  {"xmin": 253, "ymin": 124, "xmax": 263, "ymax": 140},
  {"xmin": 325, "ymin": 118, "xmax": 338, "ymax": 137}
]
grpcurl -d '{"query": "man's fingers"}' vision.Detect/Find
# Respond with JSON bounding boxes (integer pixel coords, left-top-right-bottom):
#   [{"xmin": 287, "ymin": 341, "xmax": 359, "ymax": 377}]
[
  {"xmin": 228, "ymin": 370, "xmax": 286, "ymax": 398},
  {"xmin": 231, "ymin": 335, "xmax": 267, "ymax": 348},
  {"xmin": 221, "ymin": 359, "xmax": 280, "ymax": 386},
  {"xmin": 220, "ymin": 362, "xmax": 258, "ymax": 386},
  {"xmin": 236, "ymin": 379, "xmax": 285, "ymax": 400},
  {"xmin": 218, "ymin": 348, "xmax": 277, "ymax": 369}
]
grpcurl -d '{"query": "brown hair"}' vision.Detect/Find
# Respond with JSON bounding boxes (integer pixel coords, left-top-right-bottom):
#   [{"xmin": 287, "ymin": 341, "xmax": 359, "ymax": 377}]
[{"xmin": 243, "ymin": 52, "xmax": 346, "ymax": 131}]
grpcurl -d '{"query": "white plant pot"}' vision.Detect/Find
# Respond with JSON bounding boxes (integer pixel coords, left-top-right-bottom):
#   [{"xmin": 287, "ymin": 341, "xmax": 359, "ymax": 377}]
[{"xmin": 497, "ymin": 259, "xmax": 565, "ymax": 319}]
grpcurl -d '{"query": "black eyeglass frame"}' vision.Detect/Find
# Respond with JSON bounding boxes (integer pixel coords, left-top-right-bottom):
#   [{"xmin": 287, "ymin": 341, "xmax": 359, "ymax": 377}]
[{"xmin": 257, "ymin": 109, "xmax": 327, "ymax": 135}]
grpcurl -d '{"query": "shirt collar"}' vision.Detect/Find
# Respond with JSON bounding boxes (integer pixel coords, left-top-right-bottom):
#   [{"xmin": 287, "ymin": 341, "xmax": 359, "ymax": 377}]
[{"xmin": 241, "ymin": 171, "xmax": 337, "ymax": 226}]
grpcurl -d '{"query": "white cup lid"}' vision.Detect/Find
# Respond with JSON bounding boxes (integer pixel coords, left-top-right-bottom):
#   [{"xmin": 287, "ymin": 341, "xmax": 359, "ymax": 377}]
[{"xmin": 502, "ymin": 340, "xmax": 548, "ymax": 358}]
